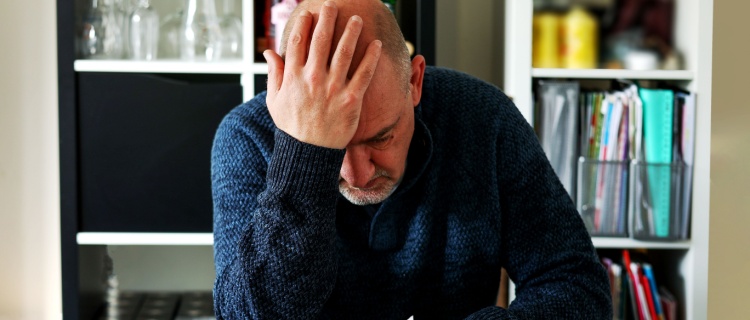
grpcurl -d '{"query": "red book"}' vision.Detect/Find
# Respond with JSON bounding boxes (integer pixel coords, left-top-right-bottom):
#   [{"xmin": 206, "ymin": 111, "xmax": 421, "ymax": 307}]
[
  {"xmin": 623, "ymin": 250, "xmax": 645, "ymax": 320},
  {"xmin": 641, "ymin": 273, "xmax": 658, "ymax": 320}
]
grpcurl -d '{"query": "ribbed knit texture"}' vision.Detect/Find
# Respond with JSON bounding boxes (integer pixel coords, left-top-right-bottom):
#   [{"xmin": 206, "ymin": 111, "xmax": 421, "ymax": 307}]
[{"xmin": 211, "ymin": 67, "xmax": 612, "ymax": 319}]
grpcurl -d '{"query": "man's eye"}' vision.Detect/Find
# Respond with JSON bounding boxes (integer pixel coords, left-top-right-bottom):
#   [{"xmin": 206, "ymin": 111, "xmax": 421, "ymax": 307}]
[{"xmin": 370, "ymin": 136, "xmax": 393, "ymax": 149}]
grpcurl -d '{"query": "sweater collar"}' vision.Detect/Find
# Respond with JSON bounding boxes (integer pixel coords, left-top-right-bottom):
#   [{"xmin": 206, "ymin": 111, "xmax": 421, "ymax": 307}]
[
  {"xmin": 366, "ymin": 89, "xmax": 434, "ymax": 251},
  {"xmin": 390, "ymin": 108, "xmax": 433, "ymax": 197}
]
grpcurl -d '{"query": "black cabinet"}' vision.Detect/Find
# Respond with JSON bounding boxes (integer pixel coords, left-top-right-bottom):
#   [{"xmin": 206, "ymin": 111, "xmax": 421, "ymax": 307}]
[{"xmin": 78, "ymin": 73, "xmax": 240, "ymax": 232}]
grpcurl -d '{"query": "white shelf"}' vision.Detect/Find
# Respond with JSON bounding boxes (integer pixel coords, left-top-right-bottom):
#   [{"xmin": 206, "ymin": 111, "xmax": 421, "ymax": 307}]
[
  {"xmin": 77, "ymin": 232, "xmax": 213, "ymax": 245},
  {"xmin": 531, "ymin": 68, "xmax": 694, "ymax": 80},
  {"xmin": 250, "ymin": 62, "xmax": 269, "ymax": 74},
  {"xmin": 74, "ymin": 59, "xmax": 248, "ymax": 74},
  {"xmin": 592, "ymin": 237, "xmax": 691, "ymax": 249}
]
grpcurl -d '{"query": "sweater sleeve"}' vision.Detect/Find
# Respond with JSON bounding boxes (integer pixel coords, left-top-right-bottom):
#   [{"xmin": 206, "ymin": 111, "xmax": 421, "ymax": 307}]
[
  {"xmin": 480, "ymin": 98, "xmax": 613, "ymax": 319},
  {"xmin": 211, "ymin": 110, "xmax": 345, "ymax": 319}
]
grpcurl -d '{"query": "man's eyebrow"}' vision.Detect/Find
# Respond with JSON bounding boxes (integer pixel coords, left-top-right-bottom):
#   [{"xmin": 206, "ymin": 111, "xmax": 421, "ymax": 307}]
[{"xmin": 363, "ymin": 116, "xmax": 400, "ymax": 143}]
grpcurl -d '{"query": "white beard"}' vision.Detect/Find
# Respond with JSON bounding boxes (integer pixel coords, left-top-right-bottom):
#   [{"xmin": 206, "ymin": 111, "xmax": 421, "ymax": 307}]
[{"xmin": 338, "ymin": 168, "xmax": 401, "ymax": 206}]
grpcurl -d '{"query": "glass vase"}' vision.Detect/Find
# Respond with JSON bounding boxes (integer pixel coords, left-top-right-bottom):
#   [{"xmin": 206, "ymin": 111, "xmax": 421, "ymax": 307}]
[
  {"xmin": 181, "ymin": 0, "xmax": 223, "ymax": 61},
  {"xmin": 129, "ymin": 0, "xmax": 160, "ymax": 60},
  {"xmin": 160, "ymin": 9, "xmax": 185, "ymax": 59},
  {"xmin": 219, "ymin": 0, "xmax": 243, "ymax": 59},
  {"xmin": 81, "ymin": 0, "xmax": 124, "ymax": 59}
]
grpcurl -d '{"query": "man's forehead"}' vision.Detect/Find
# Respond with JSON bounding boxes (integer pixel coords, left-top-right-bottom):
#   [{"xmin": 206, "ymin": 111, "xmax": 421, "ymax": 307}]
[{"xmin": 353, "ymin": 100, "xmax": 403, "ymax": 142}]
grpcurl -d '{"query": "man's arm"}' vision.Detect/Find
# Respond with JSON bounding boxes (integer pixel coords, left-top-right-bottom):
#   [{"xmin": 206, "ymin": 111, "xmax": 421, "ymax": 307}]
[
  {"xmin": 501, "ymin": 98, "xmax": 611, "ymax": 318},
  {"xmin": 212, "ymin": 117, "xmax": 344, "ymax": 318},
  {"xmin": 470, "ymin": 95, "xmax": 612, "ymax": 319},
  {"xmin": 213, "ymin": 1, "xmax": 382, "ymax": 318}
]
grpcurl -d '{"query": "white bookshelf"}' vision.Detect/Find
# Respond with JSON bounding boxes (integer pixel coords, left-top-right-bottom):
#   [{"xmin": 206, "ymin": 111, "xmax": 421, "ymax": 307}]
[
  {"xmin": 591, "ymin": 237, "xmax": 691, "ymax": 249},
  {"xmin": 75, "ymin": 0, "xmax": 264, "ymax": 102},
  {"xmin": 77, "ymin": 232, "xmax": 213, "ymax": 246},
  {"xmin": 504, "ymin": 1, "xmax": 713, "ymax": 319},
  {"xmin": 531, "ymin": 68, "xmax": 694, "ymax": 80},
  {"xmin": 74, "ymin": 59, "xmax": 246, "ymax": 74}
]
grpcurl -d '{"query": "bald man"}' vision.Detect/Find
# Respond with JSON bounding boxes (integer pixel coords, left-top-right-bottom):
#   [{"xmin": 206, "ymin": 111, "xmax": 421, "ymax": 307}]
[{"xmin": 211, "ymin": 0, "xmax": 611, "ymax": 319}]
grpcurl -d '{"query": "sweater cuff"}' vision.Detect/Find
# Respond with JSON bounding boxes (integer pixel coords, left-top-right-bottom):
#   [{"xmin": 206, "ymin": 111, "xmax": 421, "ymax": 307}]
[{"xmin": 267, "ymin": 129, "xmax": 346, "ymax": 201}]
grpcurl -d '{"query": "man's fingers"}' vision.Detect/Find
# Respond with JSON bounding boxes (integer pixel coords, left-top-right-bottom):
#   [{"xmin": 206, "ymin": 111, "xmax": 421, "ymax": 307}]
[
  {"xmin": 308, "ymin": 1, "xmax": 338, "ymax": 70},
  {"xmin": 285, "ymin": 10, "xmax": 312, "ymax": 69},
  {"xmin": 330, "ymin": 15, "xmax": 363, "ymax": 83},
  {"xmin": 263, "ymin": 50, "xmax": 284, "ymax": 102},
  {"xmin": 349, "ymin": 40, "xmax": 382, "ymax": 96}
]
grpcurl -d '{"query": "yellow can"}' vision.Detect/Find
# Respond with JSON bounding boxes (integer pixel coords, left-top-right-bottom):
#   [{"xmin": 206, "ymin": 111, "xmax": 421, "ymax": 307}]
[
  {"xmin": 533, "ymin": 11, "xmax": 561, "ymax": 68},
  {"xmin": 560, "ymin": 6, "xmax": 598, "ymax": 69}
]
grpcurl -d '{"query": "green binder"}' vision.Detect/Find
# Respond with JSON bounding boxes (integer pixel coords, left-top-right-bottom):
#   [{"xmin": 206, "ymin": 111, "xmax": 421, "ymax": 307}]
[{"xmin": 639, "ymin": 88, "xmax": 674, "ymax": 237}]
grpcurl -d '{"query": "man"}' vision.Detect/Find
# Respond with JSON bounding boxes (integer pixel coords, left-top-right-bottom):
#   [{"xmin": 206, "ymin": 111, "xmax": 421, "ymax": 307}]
[{"xmin": 211, "ymin": 0, "xmax": 612, "ymax": 318}]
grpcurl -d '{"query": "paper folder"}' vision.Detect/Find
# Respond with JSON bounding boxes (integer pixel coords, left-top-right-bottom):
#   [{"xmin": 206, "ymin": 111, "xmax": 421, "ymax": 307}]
[{"xmin": 639, "ymin": 88, "xmax": 674, "ymax": 238}]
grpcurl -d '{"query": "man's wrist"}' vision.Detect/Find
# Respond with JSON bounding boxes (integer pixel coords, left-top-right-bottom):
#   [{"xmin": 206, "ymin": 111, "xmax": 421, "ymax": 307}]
[{"xmin": 267, "ymin": 129, "xmax": 346, "ymax": 200}]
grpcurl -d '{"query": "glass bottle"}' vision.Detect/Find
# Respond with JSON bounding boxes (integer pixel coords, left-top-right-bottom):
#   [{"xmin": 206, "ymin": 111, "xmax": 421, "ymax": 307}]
[
  {"xmin": 160, "ymin": 9, "xmax": 185, "ymax": 59},
  {"xmin": 219, "ymin": 0, "xmax": 243, "ymax": 59},
  {"xmin": 181, "ymin": 0, "xmax": 223, "ymax": 61},
  {"xmin": 117, "ymin": 0, "xmax": 135, "ymax": 56},
  {"xmin": 129, "ymin": 0, "xmax": 160, "ymax": 60},
  {"xmin": 81, "ymin": 0, "xmax": 124, "ymax": 59}
]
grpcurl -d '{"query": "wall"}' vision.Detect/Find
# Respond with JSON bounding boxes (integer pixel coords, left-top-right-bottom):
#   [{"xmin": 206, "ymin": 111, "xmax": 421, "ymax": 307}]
[
  {"xmin": 708, "ymin": 0, "xmax": 750, "ymax": 318},
  {"xmin": 435, "ymin": 0, "xmax": 504, "ymax": 89},
  {"xmin": 0, "ymin": 0, "xmax": 61, "ymax": 319}
]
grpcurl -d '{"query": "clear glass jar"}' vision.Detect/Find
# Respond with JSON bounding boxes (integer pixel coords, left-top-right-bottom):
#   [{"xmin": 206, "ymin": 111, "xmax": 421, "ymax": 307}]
[
  {"xmin": 160, "ymin": 9, "xmax": 184, "ymax": 59},
  {"xmin": 129, "ymin": 0, "xmax": 160, "ymax": 60},
  {"xmin": 181, "ymin": 0, "xmax": 223, "ymax": 61},
  {"xmin": 81, "ymin": 0, "xmax": 124, "ymax": 59},
  {"xmin": 219, "ymin": 0, "xmax": 243, "ymax": 59}
]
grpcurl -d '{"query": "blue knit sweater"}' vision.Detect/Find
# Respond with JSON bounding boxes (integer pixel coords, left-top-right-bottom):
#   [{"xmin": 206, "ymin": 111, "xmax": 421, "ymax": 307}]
[{"xmin": 211, "ymin": 67, "xmax": 612, "ymax": 319}]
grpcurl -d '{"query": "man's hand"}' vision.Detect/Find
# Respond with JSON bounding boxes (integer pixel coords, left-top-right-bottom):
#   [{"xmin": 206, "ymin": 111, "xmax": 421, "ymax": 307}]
[{"xmin": 263, "ymin": 1, "xmax": 383, "ymax": 149}]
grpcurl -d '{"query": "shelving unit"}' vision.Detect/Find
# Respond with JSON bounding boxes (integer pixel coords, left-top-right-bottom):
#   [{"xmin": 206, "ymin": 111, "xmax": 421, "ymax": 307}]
[
  {"xmin": 77, "ymin": 232, "xmax": 214, "ymax": 246},
  {"xmin": 58, "ymin": 0, "xmax": 435, "ymax": 319},
  {"xmin": 74, "ymin": 59, "xmax": 246, "ymax": 74},
  {"xmin": 591, "ymin": 238, "xmax": 691, "ymax": 250},
  {"xmin": 504, "ymin": 1, "xmax": 713, "ymax": 319},
  {"xmin": 531, "ymin": 68, "xmax": 694, "ymax": 80}
]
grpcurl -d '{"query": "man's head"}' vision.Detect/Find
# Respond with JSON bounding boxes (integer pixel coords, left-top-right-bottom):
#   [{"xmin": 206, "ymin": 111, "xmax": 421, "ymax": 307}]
[{"xmin": 280, "ymin": 0, "xmax": 426, "ymax": 205}]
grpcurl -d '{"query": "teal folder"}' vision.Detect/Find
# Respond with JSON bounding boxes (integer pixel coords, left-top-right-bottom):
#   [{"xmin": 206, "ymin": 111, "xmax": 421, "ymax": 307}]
[{"xmin": 639, "ymin": 88, "xmax": 673, "ymax": 237}]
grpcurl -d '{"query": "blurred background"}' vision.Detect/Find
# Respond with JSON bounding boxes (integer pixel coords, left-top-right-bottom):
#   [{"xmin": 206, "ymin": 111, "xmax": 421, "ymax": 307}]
[{"xmin": 0, "ymin": 0, "xmax": 748, "ymax": 318}]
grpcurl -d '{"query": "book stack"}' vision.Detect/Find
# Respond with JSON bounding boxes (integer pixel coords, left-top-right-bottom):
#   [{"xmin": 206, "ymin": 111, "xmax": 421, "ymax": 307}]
[
  {"xmin": 99, "ymin": 291, "xmax": 215, "ymax": 320},
  {"xmin": 602, "ymin": 250, "xmax": 679, "ymax": 320},
  {"xmin": 536, "ymin": 80, "xmax": 696, "ymax": 239},
  {"xmin": 577, "ymin": 84, "xmax": 640, "ymax": 236}
]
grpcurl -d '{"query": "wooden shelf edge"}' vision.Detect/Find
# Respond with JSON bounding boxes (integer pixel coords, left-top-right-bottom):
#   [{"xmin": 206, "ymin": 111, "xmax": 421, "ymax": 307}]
[{"xmin": 77, "ymin": 232, "xmax": 213, "ymax": 245}]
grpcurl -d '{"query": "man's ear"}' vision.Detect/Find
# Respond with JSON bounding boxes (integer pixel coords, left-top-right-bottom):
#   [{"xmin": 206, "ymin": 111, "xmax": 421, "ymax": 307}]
[{"xmin": 409, "ymin": 55, "xmax": 426, "ymax": 107}]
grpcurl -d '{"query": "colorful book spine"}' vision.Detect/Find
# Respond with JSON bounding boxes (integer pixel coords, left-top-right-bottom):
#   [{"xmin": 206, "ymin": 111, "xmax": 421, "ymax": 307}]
[{"xmin": 643, "ymin": 264, "xmax": 665, "ymax": 320}]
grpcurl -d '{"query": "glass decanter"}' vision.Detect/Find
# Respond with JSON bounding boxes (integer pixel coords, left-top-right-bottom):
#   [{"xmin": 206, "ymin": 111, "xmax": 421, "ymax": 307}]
[
  {"xmin": 129, "ymin": 0, "xmax": 160, "ymax": 60},
  {"xmin": 180, "ymin": 0, "xmax": 224, "ymax": 61},
  {"xmin": 219, "ymin": 0, "xmax": 243, "ymax": 59},
  {"xmin": 81, "ymin": 0, "xmax": 124, "ymax": 59}
]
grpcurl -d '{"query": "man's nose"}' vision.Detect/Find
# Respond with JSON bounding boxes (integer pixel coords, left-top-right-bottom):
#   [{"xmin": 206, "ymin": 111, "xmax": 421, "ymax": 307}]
[{"xmin": 340, "ymin": 146, "xmax": 375, "ymax": 188}]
